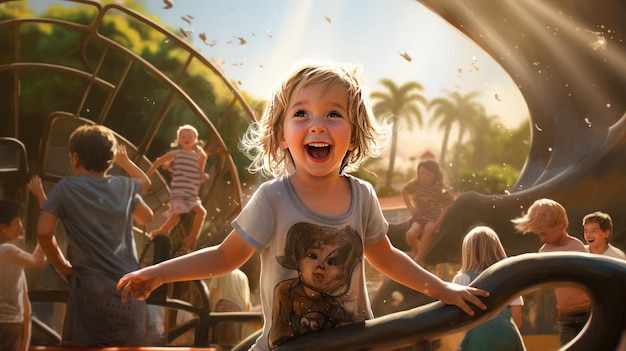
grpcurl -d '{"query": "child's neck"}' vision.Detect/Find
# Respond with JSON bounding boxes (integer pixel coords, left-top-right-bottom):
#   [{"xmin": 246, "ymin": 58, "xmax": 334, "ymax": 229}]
[
  {"xmin": 551, "ymin": 233, "xmax": 572, "ymax": 247},
  {"xmin": 288, "ymin": 173, "xmax": 352, "ymax": 217},
  {"xmin": 73, "ymin": 168, "xmax": 107, "ymax": 178},
  {"xmin": 590, "ymin": 243, "xmax": 609, "ymax": 254}
]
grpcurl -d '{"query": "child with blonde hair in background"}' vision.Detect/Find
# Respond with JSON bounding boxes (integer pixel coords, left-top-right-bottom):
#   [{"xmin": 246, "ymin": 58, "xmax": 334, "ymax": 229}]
[
  {"xmin": 118, "ymin": 62, "xmax": 488, "ymax": 351},
  {"xmin": 208, "ymin": 269, "xmax": 257, "ymax": 349},
  {"xmin": 453, "ymin": 226, "xmax": 525, "ymax": 351},
  {"xmin": 147, "ymin": 124, "xmax": 208, "ymax": 253},
  {"xmin": 512, "ymin": 198, "xmax": 590, "ymax": 346}
]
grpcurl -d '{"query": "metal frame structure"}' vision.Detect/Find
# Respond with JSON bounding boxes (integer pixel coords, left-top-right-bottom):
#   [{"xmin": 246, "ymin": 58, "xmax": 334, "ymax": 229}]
[{"xmin": 0, "ymin": 0, "xmax": 260, "ymax": 347}]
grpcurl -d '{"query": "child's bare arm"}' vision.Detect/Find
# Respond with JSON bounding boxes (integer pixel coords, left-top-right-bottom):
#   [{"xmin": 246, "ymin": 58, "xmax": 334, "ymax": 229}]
[
  {"xmin": 114, "ymin": 145, "xmax": 151, "ymax": 192},
  {"xmin": 146, "ymin": 151, "xmax": 175, "ymax": 177},
  {"xmin": 132, "ymin": 197, "xmax": 153, "ymax": 225},
  {"xmin": 27, "ymin": 175, "xmax": 47, "ymax": 206},
  {"xmin": 37, "ymin": 211, "xmax": 72, "ymax": 282},
  {"xmin": 401, "ymin": 181, "xmax": 418, "ymax": 214},
  {"xmin": 195, "ymin": 145, "xmax": 209, "ymax": 183},
  {"xmin": 14, "ymin": 244, "xmax": 46, "ymax": 268},
  {"xmin": 117, "ymin": 230, "xmax": 255, "ymax": 302},
  {"xmin": 364, "ymin": 236, "xmax": 488, "ymax": 315}
]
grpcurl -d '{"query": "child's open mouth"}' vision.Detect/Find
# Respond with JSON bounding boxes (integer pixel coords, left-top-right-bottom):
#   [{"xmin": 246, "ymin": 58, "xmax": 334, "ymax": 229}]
[{"xmin": 307, "ymin": 142, "xmax": 331, "ymax": 160}]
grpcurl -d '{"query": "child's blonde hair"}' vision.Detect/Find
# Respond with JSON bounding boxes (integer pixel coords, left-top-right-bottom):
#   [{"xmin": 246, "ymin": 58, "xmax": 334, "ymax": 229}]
[
  {"xmin": 241, "ymin": 63, "xmax": 387, "ymax": 177},
  {"xmin": 171, "ymin": 124, "xmax": 204, "ymax": 148},
  {"xmin": 511, "ymin": 198, "xmax": 569, "ymax": 233},
  {"xmin": 459, "ymin": 225, "xmax": 507, "ymax": 273}
]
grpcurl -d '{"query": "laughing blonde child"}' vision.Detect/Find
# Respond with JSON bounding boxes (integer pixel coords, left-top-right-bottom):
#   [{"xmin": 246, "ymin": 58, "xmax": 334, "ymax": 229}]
[{"xmin": 117, "ymin": 63, "xmax": 489, "ymax": 350}]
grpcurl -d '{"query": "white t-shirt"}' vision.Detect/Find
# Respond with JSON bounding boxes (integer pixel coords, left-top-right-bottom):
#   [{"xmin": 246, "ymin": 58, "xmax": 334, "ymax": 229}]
[
  {"xmin": 584, "ymin": 244, "xmax": 626, "ymax": 259},
  {"xmin": 232, "ymin": 175, "xmax": 388, "ymax": 350},
  {"xmin": 0, "ymin": 243, "xmax": 29, "ymax": 323}
]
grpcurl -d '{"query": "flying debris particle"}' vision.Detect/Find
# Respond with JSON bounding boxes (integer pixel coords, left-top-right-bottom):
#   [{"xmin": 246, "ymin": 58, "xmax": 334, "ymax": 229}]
[
  {"xmin": 162, "ymin": 0, "xmax": 173, "ymax": 10},
  {"xmin": 179, "ymin": 28, "xmax": 193, "ymax": 38},
  {"xmin": 584, "ymin": 117, "xmax": 592, "ymax": 126},
  {"xmin": 398, "ymin": 52, "xmax": 412, "ymax": 62},
  {"xmin": 199, "ymin": 33, "xmax": 209, "ymax": 45},
  {"xmin": 197, "ymin": 33, "xmax": 216, "ymax": 46},
  {"xmin": 234, "ymin": 36, "xmax": 247, "ymax": 45},
  {"xmin": 324, "ymin": 16, "xmax": 332, "ymax": 24},
  {"xmin": 495, "ymin": 93, "xmax": 501, "ymax": 101},
  {"xmin": 259, "ymin": 64, "xmax": 264, "ymax": 68},
  {"xmin": 181, "ymin": 15, "xmax": 192, "ymax": 25},
  {"xmin": 470, "ymin": 56, "xmax": 480, "ymax": 71},
  {"xmin": 584, "ymin": 29, "xmax": 607, "ymax": 50},
  {"xmin": 534, "ymin": 123, "xmax": 543, "ymax": 132},
  {"xmin": 238, "ymin": 80, "xmax": 242, "ymax": 85}
]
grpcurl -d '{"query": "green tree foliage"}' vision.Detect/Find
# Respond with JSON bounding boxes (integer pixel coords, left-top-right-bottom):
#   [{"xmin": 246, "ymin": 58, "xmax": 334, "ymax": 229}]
[
  {"xmin": 1, "ymin": 1, "xmax": 256, "ymax": 183},
  {"xmin": 456, "ymin": 163, "xmax": 520, "ymax": 194},
  {"xmin": 454, "ymin": 120, "xmax": 530, "ymax": 193}
]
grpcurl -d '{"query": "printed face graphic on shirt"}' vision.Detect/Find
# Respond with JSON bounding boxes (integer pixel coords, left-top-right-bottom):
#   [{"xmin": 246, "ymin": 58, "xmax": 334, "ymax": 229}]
[
  {"xmin": 298, "ymin": 239, "xmax": 345, "ymax": 294},
  {"xmin": 270, "ymin": 222, "xmax": 363, "ymax": 349}
]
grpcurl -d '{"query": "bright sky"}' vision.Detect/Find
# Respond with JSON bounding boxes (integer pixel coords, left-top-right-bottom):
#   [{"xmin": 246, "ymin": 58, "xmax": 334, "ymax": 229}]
[
  {"xmin": 30, "ymin": 0, "xmax": 530, "ymax": 171},
  {"xmin": 142, "ymin": 0, "xmax": 529, "ymax": 170}
]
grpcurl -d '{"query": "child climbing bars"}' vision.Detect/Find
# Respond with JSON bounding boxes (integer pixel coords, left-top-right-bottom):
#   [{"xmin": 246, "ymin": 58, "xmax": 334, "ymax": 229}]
[{"xmin": 147, "ymin": 124, "xmax": 208, "ymax": 252}]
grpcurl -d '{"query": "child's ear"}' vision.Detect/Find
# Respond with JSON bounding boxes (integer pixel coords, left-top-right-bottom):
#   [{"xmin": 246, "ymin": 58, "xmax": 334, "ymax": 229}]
[
  {"xmin": 348, "ymin": 133, "xmax": 356, "ymax": 152},
  {"xmin": 70, "ymin": 152, "xmax": 82, "ymax": 169},
  {"xmin": 278, "ymin": 128, "xmax": 288, "ymax": 149}
]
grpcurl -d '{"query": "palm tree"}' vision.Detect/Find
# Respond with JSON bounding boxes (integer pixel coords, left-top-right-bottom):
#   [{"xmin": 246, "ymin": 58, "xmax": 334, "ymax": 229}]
[
  {"xmin": 371, "ymin": 79, "xmax": 427, "ymax": 189},
  {"xmin": 429, "ymin": 91, "xmax": 483, "ymax": 170}
]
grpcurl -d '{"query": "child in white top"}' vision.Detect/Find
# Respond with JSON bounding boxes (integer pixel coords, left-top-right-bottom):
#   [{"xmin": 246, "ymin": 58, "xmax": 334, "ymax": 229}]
[
  {"xmin": 582, "ymin": 211, "xmax": 626, "ymax": 259},
  {"xmin": 0, "ymin": 191, "xmax": 46, "ymax": 351},
  {"xmin": 117, "ymin": 63, "xmax": 489, "ymax": 350}
]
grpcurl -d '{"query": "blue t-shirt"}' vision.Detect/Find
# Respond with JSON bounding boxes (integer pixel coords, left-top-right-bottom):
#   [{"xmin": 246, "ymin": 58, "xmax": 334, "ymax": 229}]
[
  {"xmin": 42, "ymin": 175, "xmax": 146, "ymax": 345},
  {"xmin": 42, "ymin": 175, "xmax": 142, "ymax": 279}
]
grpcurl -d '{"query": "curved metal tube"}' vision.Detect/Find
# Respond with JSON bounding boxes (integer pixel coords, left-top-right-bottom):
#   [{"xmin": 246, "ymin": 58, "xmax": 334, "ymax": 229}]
[{"xmin": 272, "ymin": 253, "xmax": 626, "ymax": 351}]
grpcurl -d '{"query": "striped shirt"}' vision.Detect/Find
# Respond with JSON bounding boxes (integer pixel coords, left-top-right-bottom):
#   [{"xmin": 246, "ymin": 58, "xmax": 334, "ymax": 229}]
[
  {"xmin": 404, "ymin": 181, "xmax": 454, "ymax": 221},
  {"xmin": 170, "ymin": 149, "xmax": 202, "ymax": 201}
]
